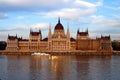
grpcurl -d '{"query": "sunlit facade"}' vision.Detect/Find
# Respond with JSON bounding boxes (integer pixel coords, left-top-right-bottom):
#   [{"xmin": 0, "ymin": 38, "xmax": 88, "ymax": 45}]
[{"xmin": 6, "ymin": 18, "xmax": 112, "ymax": 54}]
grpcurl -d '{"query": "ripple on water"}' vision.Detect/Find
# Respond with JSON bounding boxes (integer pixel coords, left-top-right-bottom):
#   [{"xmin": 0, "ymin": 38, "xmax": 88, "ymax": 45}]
[{"xmin": 0, "ymin": 55, "xmax": 120, "ymax": 80}]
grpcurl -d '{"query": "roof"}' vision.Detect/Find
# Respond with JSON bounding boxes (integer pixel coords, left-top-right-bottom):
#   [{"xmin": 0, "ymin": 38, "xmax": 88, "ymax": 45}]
[
  {"xmin": 96, "ymin": 36, "xmax": 111, "ymax": 40},
  {"xmin": 55, "ymin": 23, "xmax": 64, "ymax": 30},
  {"xmin": 70, "ymin": 37, "xmax": 76, "ymax": 41},
  {"xmin": 54, "ymin": 18, "xmax": 64, "ymax": 30},
  {"xmin": 42, "ymin": 37, "xmax": 48, "ymax": 41},
  {"xmin": 78, "ymin": 32, "xmax": 88, "ymax": 36},
  {"xmin": 18, "ymin": 39, "xmax": 29, "ymax": 41},
  {"xmin": 30, "ymin": 32, "xmax": 40, "ymax": 36},
  {"xmin": 101, "ymin": 36, "xmax": 110, "ymax": 40},
  {"xmin": 8, "ymin": 35, "xmax": 17, "ymax": 40}
]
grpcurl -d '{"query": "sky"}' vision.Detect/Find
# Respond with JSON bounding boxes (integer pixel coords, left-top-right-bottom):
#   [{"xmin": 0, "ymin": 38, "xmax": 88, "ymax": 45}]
[{"xmin": 0, "ymin": 0, "xmax": 120, "ymax": 41}]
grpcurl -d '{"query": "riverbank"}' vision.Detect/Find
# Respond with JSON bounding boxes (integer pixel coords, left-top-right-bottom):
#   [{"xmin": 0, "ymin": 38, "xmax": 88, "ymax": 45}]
[{"xmin": 0, "ymin": 50, "xmax": 115, "ymax": 56}]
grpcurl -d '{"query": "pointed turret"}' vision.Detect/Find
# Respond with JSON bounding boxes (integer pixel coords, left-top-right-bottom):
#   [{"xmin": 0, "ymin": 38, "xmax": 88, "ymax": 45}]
[
  {"xmin": 54, "ymin": 17, "xmax": 64, "ymax": 30},
  {"xmin": 39, "ymin": 29, "xmax": 41, "ymax": 34},
  {"xmin": 86, "ymin": 28, "xmax": 88, "ymax": 34},
  {"xmin": 39, "ymin": 29, "xmax": 42, "ymax": 40},
  {"xmin": 58, "ymin": 17, "xmax": 60, "ymax": 23},
  {"xmin": 48, "ymin": 23, "xmax": 52, "ymax": 40},
  {"xmin": 67, "ymin": 23, "xmax": 70, "ymax": 39},
  {"xmin": 101, "ymin": 34, "xmax": 103, "ymax": 38},
  {"xmin": 109, "ymin": 34, "xmax": 110, "ymax": 38},
  {"xmin": 86, "ymin": 28, "xmax": 89, "ymax": 37},
  {"xmin": 30, "ymin": 28, "xmax": 33, "ymax": 33},
  {"xmin": 66, "ymin": 23, "xmax": 70, "ymax": 51},
  {"xmin": 77, "ymin": 29, "xmax": 79, "ymax": 34},
  {"xmin": 16, "ymin": 34, "xmax": 17, "ymax": 38}
]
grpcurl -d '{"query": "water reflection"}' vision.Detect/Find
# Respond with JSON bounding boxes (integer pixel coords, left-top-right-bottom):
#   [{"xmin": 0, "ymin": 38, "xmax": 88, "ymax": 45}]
[{"xmin": 0, "ymin": 55, "xmax": 120, "ymax": 80}]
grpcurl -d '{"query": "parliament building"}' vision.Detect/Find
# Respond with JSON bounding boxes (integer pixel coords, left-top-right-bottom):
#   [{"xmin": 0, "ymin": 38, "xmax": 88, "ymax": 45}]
[{"xmin": 6, "ymin": 18, "xmax": 112, "ymax": 55}]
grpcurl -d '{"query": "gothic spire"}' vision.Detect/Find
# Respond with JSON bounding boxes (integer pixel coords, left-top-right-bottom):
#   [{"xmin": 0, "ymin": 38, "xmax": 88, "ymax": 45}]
[
  {"xmin": 86, "ymin": 28, "xmax": 88, "ymax": 33},
  {"xmin": 109, "ymin": 34, "xmax": 111, "ymax": 40},
  {"xmin": 16, "ymin": 34, "xmax": 17, "ymax": 38},
  {"xmin": 77, "ymin": 28, "xmax": 79, "ymax": 34},
  {"xmin": 39, "ymin": 29, "xmax": 41, "ymax": 34},
  {"xmin": 67, "ymin": 23, "xmax": 70, "ymax": 39},
  {"xmin": 48, "ymin": 23, "xmax": 52, "ymax": 40},
  {"xmin": 58, "ymin": 17, "xmax": 60, "ymax": 23},
  {"xmin": 30, "ymin": 28, "xmax": 32, "ymax": 33},
  {"xmin": 101, "ymin": 34, "xmax": 102, "ymax": 37}
]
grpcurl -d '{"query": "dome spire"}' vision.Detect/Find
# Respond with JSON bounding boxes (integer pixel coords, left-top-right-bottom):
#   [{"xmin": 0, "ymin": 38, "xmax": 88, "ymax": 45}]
[
  {"xmin": 58, "ymin": 17, "xmax": 60, "ymax": 23},
  {"xmin": 54, "ymin": 17, "xmax": 64, "ymax": 30}
]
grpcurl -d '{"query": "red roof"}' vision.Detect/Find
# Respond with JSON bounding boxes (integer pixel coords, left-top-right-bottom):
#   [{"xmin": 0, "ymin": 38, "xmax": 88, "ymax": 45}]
[
  {"xmin": 101, "ymin": 36, "xmax": 110, "ymax": 40},
  {"xmin": 30, "ymin": 32, "xmax": 40, "ymax": 36},
  {"xmin": 8, "ymin": 36, "xmax": 17, "ymax": 40},
  {"xmin": 54, "ymin": 18, "xmax": 64, "ymax": 30},
  {"xmin": 70, "ymin": 37, "xmax": 76, "ymax": 41},
  {"xmin": 54, "ymin": 23, "xmax": 64, "ymax": 30},
  {"xmin": 18, "ymin": 39, "xmax": 28, "ymax": 41},
  {"xmin": 78, "ymin": 32, "xmax": 88, "ymax": 36},
  {"xmin": 96, "ymin": 36, "xmax": 110, "ymax": 40},
  {"xmin": 42, "ymin": 37, "xmax": 48, "ymax": 41}
]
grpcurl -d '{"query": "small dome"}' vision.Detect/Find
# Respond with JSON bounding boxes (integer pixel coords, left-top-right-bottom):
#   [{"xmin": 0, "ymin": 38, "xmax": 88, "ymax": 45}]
[{"xmin": 54, "ymin": 18, "xmax": 64, "ymax": 30}]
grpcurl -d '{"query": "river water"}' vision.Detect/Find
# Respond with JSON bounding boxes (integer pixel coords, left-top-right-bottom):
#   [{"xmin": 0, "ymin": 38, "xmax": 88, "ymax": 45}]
[{"xmin": 0, "ymin": 55, "xmax": 120, "ymax": 80}]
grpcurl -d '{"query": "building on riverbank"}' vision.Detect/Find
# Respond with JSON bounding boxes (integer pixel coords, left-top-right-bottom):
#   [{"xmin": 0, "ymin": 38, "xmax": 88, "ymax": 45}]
[
  {"xmin": 5, "ymin": 18, "xmax": 112, "ymax": 55},
  {"xmin": 0, "ymin": 41, "xmax": 7, "ymax": 50}
]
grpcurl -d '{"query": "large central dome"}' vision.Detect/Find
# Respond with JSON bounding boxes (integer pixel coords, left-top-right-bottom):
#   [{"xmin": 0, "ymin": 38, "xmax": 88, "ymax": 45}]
[{"xmin": 54, "ymin": 18, "xmax": 64, "ymax": 30}]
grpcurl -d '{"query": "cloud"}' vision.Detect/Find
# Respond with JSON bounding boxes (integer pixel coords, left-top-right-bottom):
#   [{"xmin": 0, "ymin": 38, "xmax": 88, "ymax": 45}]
[
  {"xmin": 0, "ymin": 23, "xmax": 49, "ymax": 32},
  {"xmin": 110, "ymin": 34, "xmax": 120, "ymax": 40},
  {"xmin": 33, "ymin": 0, "xmax": 103, "ymax": 20},
  {"xmin": 0, "ymin": 33, "xmax": 8, "ymax": 41},
  {"xmin": 74, "ymin": 0, "xmax": 102, "ymax": 8},
  {"xmin": 105, "ymin": 6, "xmax": 120, "ymax": 10},
  {"xmin": 0, "ymin": 25, "xmax": 28, "ymax": 31},
  {"xmin": 0, "ymin": 23, "xmax": 49, "ymax": 40},
  {"xmin": 91, "ymin": 28, "xmax": 120, "ymax": 34},
  {"xmin": 38, "ymin": 7, "xmax": 96, "ymax": 20},
  {"xmin": 0, "ymin": 0, "xmax": 102, "ymax": 12},
  {"xmin": 86, "ymin": 15, "xmax": 120, "ymax": 27},
  {"xmin": 30, "ymin": 23, "xmax": 49, "ymax": 30},
  {"xmin": 0, "ymin": 0, "xmax": 69, "ymax": 11},
  {"xmin": 0, "ymin": 0, "xmax": 103, "ymax": 21},
  {"xmin": 0, "ymin": 13, "xmax": 8, "ymax": 19},
  {"xmin": 17, "ymin": 16, "xmax": 25, "ymax": 19},
  {"xmin": 113, "ymin": 15, "xmax": 120, "ymax": 20}
]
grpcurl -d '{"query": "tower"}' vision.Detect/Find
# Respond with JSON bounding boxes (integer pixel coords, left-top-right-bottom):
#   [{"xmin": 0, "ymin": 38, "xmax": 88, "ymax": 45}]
[
  {"xmin": 39, "ymin": 29, "xmax": 42, "ymax": 41},
  {"xmin": 48, "ymin": 24, "xmax": 52, "ymax": 51},
  {"xmin": 67, "ymin": 24, "xmax": 70, "ymax": 51},
  {"xmin": 77, "ymin": 28, "xmax": 89, "ymax": 40},
  {"xmin": 48, "ymin": 24, "xmax": 52, "ymax": 40},
  {"xmin": 67, "ymin": 24, "xmax": 70, "ymax": 39}
]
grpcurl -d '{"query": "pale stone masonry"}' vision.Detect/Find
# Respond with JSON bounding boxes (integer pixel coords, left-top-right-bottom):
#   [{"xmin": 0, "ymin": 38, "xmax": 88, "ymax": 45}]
[{"xmin": 6, "ymin": 18, "xmax": 112, "ymax": 54}]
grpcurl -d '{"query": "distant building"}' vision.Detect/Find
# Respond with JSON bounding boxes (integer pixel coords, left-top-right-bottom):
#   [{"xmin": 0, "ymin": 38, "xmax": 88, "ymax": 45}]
[
  {"xmin": 0, "ymin": 41, "xmax": 7, "ymax": 50},
  {"xmin": 6, "ymin": 18, "xmax": 112, "ymax": 54},
  {"xmin": 112, "ymin": 40, "xmax": 120, "ymax": 51}
]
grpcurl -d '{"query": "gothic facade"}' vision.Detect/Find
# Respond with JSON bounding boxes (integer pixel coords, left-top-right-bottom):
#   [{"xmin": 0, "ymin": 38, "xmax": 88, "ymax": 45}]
[
  {"xmin": 6, "ymin": 18, "xmax": 112, "ymax": 54},
  {"xmin": 76, "ymin": 30, "xmax": 112, "ymax": 53}
]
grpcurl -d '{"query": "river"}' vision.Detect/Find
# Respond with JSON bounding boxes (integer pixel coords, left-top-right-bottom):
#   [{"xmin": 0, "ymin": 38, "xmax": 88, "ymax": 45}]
[{"xmin": 0, "ymin": 55, "xmax": 120, "ymax": 80}]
